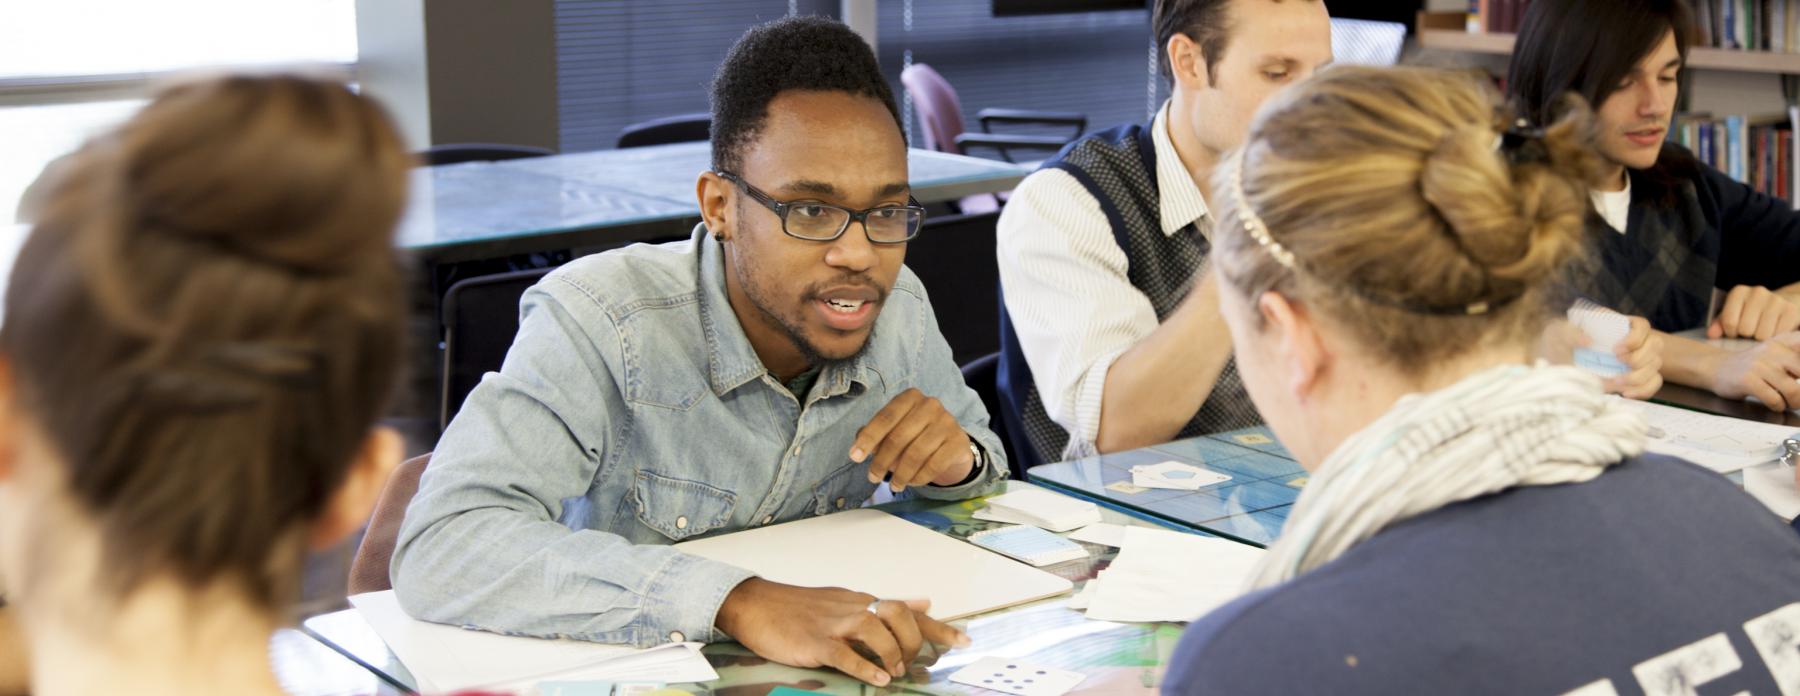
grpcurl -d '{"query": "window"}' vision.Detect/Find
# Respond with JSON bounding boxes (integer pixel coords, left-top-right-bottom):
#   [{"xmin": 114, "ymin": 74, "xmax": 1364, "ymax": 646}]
[
  {"xmin": 0, "ymin": 0, "xmax": 356, "ymax": 79},
  {"xmin": 0, "ymin": 0, "xmax": 357, "ymax": 219}
]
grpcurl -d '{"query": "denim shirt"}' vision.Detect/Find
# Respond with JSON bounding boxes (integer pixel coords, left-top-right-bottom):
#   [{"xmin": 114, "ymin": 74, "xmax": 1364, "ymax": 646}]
[{"xmin": 392, "ymin": 225, "xmax": 1008, "ymax": 648}]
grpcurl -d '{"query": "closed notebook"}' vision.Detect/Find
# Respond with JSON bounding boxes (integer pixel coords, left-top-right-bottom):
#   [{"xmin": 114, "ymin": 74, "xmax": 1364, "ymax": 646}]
[{"xmin": 969, "ymin": 525, "xmax": 1089, "ymax": 567}]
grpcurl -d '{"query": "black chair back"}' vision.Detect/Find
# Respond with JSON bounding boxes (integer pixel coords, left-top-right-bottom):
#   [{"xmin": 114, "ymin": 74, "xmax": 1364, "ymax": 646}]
[
  {"xmin": 960, "ymin": 352, "xmax": 1027, "ymax": 480},
  {"xmin": 906, "ymin": 211, "xmax": 1001, "ymax": 366},
  {"xmin": 617, "ymin": 113, "xmax": 711, "ymax": 149},
  {"xmin": 440, "ymin": 267, "xmax": 554, "ymax": 430},
  {"xmin": 420, "ymin": 143, "xmax": 554, "ymax": 167}
]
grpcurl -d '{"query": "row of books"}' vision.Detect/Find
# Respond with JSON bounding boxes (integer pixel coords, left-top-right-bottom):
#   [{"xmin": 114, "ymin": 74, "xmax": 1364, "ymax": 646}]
[
  {"xmin": 1464, "ymin": 0, "xmax": 1533, "ymax": 34},
  {"xmin": 1464, "ymin": 0, "xmax": 1800, "ymax": 54},
  {"xmin": 1693, "ymin": 0, "xmax": 1800, "ymax": 53},
  {"xmin": 1670, "ymin": 107, "xmax": 1800, "ymax": 206}
]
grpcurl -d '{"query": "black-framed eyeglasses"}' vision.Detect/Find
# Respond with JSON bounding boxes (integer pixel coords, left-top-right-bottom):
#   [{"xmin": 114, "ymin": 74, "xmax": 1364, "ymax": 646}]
[{"xmin": 716, "ymin": 171, "xmax": 926, "ymax": 244}]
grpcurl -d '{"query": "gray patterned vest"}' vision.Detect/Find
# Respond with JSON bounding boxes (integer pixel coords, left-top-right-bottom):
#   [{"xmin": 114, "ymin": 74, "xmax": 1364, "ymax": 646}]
[{"xmin": 997, "ymin": 123, "xmax": 1260, "ymax": 466}]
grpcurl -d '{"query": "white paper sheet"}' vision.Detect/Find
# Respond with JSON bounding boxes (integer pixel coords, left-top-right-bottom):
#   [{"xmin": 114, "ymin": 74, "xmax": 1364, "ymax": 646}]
[
  {"xmin": 1068, "ymin": 522, "xmax": 1129, "ymax": 548},
  {"xmin": 1624, "ymin": 400, "xmax": 1800, "ymax": 473},
  {"xmin": 1745, "ymin": 463, "xmax": 1800, "ymax": 520},
  {"xmin": 348, "ymin": 590, "xmax": 717, "ymax": 693},
  {"xmin": 1081, "ymin": 527, "xmax": 1264, "ymax": 623}
]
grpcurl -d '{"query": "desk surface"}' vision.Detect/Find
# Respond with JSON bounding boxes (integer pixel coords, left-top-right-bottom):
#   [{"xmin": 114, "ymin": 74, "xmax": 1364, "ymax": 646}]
[
  {"xmin": 296, "ymin": 481, "xmax": 1193, "ymax": 696},
  {"xmin": 397, "ymin": 144, "xmax": 1028, "ymax": 262}
]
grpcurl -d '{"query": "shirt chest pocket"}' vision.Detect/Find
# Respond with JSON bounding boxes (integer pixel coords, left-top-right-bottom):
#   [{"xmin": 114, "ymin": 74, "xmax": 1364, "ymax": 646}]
[
  {"xmin": 629, "ymin": 470, "xmax": 738, "ymax": 541},
  {"xmin": 810, "ymin": 461, "xmax": 877, "ymax": 517}
]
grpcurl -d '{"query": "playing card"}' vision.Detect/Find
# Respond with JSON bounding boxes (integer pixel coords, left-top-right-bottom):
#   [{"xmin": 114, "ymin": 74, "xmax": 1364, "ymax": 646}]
[
  {"xmin": 1129, "ymin": 461, "xmax": 1231, "ymax": 490},
  {"xmin": 948, "ymin": 657, "xmax": 1086, "ymax": 696},
  {"xmin": 1104, "ymin": 481, "xmax": 1150, "ymax": 495}
]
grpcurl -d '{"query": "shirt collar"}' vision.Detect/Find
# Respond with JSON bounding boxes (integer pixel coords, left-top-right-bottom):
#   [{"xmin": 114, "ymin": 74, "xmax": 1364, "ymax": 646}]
[
  {"xmin": 1152, "ymin": 101, "xmax": 1212, "ymax": 238},
  {"xmin": 695, "ymin": 224, "xmax": 877, "ymax": 398}
]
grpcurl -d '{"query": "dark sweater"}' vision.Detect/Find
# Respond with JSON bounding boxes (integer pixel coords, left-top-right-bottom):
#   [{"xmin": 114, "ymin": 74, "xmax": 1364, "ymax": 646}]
[
  {"xmin": 1165, "ymin": 454, "xmax": 1800, "ymax": 695},
  {"xmin": 1579, "ymin": 143, "xmax": 1800, "ymax": 332}
]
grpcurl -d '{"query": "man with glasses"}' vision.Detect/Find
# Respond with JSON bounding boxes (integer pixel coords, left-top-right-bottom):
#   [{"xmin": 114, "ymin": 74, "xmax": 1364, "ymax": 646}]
[{"xmin": 393, "ymin": 16, "xmax": 1005, "ymax": 687}]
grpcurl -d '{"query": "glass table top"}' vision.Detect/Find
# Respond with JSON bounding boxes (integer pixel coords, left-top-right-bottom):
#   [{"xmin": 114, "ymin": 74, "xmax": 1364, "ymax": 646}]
[{"xmin": 1027, "ymin": 426, "xmax": 1306, "ymax": 547}]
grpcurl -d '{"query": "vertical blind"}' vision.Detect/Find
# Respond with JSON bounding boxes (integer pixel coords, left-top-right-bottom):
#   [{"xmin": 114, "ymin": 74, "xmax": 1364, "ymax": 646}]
[
  {"xmin": 551, "ymin": 1, "xmax": 1164, "ymax": 153},
  {"xmin": 879, "ymin": 1, "xmax": 1168, "ymax": 146},
  {"xmin": 554, "ymin": 0, "xmax": 796, "ymax": 152}
]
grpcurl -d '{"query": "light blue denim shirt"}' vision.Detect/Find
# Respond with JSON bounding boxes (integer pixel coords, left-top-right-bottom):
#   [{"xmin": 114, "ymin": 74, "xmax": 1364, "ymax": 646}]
[{"xmin": 392, "ymin": 225, "xmax": 1007, "ymax": 647}]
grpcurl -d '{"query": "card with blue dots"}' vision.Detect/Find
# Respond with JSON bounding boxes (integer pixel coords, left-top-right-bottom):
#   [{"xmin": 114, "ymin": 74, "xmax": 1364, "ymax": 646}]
[{"xmin": 948, "ymin": 656, "xmax": 1086, "ymax": 696}]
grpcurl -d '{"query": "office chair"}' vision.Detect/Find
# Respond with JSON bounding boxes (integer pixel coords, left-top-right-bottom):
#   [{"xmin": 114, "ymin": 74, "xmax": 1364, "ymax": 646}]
[
  {"xmin": 419, "ymin": 143, "xmax": 555, "ymax": 167},
  {"xmin": 439, "ymin": 267, "xmax": 554, "ymax": 431},
  {"xmin": 617, "ymin": 113, "xmax": 711, "ymax": 149}
]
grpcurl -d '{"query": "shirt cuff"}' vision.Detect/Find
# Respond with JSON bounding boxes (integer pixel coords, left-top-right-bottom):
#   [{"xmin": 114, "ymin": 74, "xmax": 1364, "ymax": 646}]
[
  {"xmin": 1061, "ymin": 346, "xmax": 1130, "ymax": 460},
  {"xmin": 643, "ymin": 550, "xmax": 757, "ymax": 645}
]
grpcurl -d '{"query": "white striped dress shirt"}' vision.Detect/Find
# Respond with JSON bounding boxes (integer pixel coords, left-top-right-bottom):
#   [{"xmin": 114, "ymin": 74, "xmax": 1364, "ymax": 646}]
[{"xmin": 995, "ymin": 103, "xmax": 1212, "ymax": 458}]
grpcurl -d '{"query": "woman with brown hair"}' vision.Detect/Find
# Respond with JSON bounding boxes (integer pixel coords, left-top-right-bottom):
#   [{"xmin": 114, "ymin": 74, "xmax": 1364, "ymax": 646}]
[
  {"xmin": 1163, "ymin": 65, "xmax": 1800, "ymax": 694},
  {"xmin": 0, "ymin": 74, "xmax": 413, "ymax": 695}
]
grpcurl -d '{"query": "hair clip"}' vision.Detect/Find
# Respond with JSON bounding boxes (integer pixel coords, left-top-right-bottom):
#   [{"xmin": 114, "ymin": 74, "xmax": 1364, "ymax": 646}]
[
  {"xmin": 1499, "ymin": 117, "xmax": 1551, "ymax": 166},
  {"xmin": 1230, "ymin": 150, "xmax": 1297, "ymax": 270}
]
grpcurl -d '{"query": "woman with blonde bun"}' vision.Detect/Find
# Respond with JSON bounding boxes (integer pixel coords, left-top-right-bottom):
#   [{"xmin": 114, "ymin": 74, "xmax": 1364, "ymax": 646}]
[{"xmin": 1164, "ymin": 65, "xmax": 1800, "ymax": 695}]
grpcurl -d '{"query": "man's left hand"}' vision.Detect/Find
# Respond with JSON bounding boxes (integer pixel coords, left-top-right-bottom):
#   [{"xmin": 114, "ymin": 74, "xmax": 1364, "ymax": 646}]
[{"xmin": 851, "ymin": 388, "xmax": 975, "ymax": 493}]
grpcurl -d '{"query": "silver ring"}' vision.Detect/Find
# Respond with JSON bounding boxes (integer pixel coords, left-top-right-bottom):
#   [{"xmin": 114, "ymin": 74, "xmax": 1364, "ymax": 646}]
[{"xmin": 866, "ymin": 600, "xmax": 883, "ymax": 615}]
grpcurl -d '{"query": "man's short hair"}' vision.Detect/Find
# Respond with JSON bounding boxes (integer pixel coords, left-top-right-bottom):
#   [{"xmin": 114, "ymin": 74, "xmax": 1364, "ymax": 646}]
[
  {"xmin": 710, "ymin": 16, "xmax": 903, "ymax": 173},
  {"xmin": 1154, "ymin": 0, "xmax": 1315, "ymax": 84}
]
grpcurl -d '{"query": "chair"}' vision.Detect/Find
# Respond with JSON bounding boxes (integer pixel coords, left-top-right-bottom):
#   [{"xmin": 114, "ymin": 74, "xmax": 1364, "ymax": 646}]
[
  {"xmin": 961, "ymin": 353, "xmax": 1027, "ymax": 481},
  {"xmin": 440, "ymin": 267, "xmax": 554, "ymax": 431},
  {"xmin": 419, "ymin": 143, "xmax": 554, "ymax": 167},
  {"xmin": 616, "ymin": 113, "xmax": 711, "ymax": 149},
  {"xmin": 347, "ymin": 453, "xmax": 432, "ymax": 595},
  {"xmin": 1330, "ymin": 18, "xmax": 1408, "ymax": 66},
  {"xmin": 900, "ymin": 63, "xmax": 1085, "ymax": 164},
  {"xmin": 906, "ymin": 210, "xmax": 1002, "ymax": 365}
]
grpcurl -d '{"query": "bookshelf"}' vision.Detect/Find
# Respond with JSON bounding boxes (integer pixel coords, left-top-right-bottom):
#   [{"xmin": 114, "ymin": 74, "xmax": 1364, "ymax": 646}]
[{"xmin": 1418, "ymin": 28, "xmax": 1800, "ymax": 75}]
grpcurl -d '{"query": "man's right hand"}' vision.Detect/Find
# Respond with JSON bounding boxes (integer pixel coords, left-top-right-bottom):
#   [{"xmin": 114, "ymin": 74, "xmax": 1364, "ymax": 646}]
[
  {"xmin": 1708, "ymin": 332, "xmax": 1800, "ymax": 411},
  {"xmin": 714, "ymin": 577, "xmax": 970, "ymax": 686}
]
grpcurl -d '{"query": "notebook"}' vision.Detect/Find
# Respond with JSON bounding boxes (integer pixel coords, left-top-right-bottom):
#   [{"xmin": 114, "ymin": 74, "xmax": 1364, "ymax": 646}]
[
  {"xmin": 968, "ymin": 525, "xmax": 1089, "ymax": 567},
  {"xmin": 674, "ymin": 508, "xmax": 1073, "ymax": 620}
]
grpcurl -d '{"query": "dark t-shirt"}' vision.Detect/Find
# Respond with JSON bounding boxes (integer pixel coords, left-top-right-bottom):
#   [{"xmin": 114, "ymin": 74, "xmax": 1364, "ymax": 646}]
[{"xmin": 1165, "ymin": 455, "xmax": 1800, "ymax": 695}]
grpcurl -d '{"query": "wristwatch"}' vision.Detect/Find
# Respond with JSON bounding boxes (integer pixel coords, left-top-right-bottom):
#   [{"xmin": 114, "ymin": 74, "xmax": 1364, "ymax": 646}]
[{"xmin": 932, "ymin": 437, "xmax": 989, "ymax": 488}]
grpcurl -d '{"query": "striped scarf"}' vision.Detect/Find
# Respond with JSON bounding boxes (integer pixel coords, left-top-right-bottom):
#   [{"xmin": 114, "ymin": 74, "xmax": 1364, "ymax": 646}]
[{"xmin": 1248, "ymin": 362, "xmax": 1648, "ymax": 590}]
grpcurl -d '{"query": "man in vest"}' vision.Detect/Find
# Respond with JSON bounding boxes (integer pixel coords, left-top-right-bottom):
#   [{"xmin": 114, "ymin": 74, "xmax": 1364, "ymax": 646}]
[{"xmin": 996, "ymin": 0, "xmax": 1332, "ymax": 462}]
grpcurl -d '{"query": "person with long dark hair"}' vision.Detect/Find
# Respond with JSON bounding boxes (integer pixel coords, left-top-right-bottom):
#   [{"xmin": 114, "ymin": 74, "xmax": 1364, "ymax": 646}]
[{"xmin": 1509, "ymin": 0, "xmax": 1800, "ymax": 411}]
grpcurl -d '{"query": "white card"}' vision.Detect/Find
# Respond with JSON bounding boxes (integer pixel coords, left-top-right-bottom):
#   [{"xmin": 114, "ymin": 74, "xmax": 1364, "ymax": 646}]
[
  {"xmin": 1129, "ymin": 461, "xmax": 1232, "ymax": 490},
  {"xmin": 948, "ymin": 656, "xmax": 1086, "ymax": 696}
]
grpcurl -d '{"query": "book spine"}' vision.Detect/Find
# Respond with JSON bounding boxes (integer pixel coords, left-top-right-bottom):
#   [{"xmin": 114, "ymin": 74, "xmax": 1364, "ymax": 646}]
[
  {"xmin": 1468, "ymin": 0, "xmax": 1485, "ymax": 33},
  {"xmin": 1789, "ymin": 105, "xmax": 1799, "ymax": 207},
  {"xmin": 1729, "ymin": 115, "xmax": 1746, "ymax": 183}
]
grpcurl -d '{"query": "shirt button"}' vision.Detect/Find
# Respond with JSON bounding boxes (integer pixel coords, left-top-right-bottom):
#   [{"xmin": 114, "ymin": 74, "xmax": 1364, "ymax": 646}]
[
  {"xmin": 836, "ymin": 497, "xmax": 847, "ymax": 509},
  {"xmin": 669, "ymin": 631, "xmax": 686, "ymax": 643},
  {"xmin": 762, "ymin": 515, "xmax": 774, "ymax": 525},
  {"xmin": 791, "ymin": 445, "xmax": 802, "ymax": 457},
  {"xmin": 675, "ymin": 516, "xmax": 689, "ymax": 530}
]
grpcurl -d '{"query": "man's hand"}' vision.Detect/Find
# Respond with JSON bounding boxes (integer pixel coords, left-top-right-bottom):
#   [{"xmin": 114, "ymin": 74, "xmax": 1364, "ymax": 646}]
[
  {"xmin": 1709, "ymin": 285, "xmax": 1800, "ymax": 341},
  {"xmin": 715, "ymin": 578, "xmax": 970, "ymax": 686},
  {"xmin": 851, "ymin": 388, "xmax": 975, "ymax": 493},
  {"xmin": 1604, "ymin": 317, "xmax": 1664, "ymax": 400},
  {"xmin": 1708, "ymin": 332, "xmax": 1800, "ymax": 411}
]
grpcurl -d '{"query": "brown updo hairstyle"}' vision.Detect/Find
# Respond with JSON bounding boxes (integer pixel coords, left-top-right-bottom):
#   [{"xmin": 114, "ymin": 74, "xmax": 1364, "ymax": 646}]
[
  {"xmin": 1, "ymin": 74, "xmax": 411, "ymax": 609},
  {"xmin": 1213, "ymin": 65, "xmax": 1600, "ymax": 370}
]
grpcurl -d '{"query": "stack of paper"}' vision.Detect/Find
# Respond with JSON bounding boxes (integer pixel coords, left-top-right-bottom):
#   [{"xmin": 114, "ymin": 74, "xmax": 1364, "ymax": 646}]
[
  {"xmin": 1624, "ymin": 400, "xmax": 1800, "ymax": 473},
  {"xmin": 1074, "ymin": 527, "xmax": 1264, "ymax": 623},
  {"xmin": 974, "ymin": 488, "xmax": 1102, "ymax": 532},
  {"xmin": 348, "ymin": 590, "xmax": 718, "ymax": 694}
]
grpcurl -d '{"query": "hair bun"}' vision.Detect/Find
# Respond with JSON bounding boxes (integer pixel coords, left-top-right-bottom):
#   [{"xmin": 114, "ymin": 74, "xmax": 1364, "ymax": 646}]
[{"xmin": 108, "ymin": 75, "xmax": 412, "ymax": 276}]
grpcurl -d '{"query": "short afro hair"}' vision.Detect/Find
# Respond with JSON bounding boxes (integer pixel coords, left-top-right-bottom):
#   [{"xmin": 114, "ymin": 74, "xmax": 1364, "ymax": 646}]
[{"xmin": 710, "ymin": 15, "xmax": 903, "ymax": 173}]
